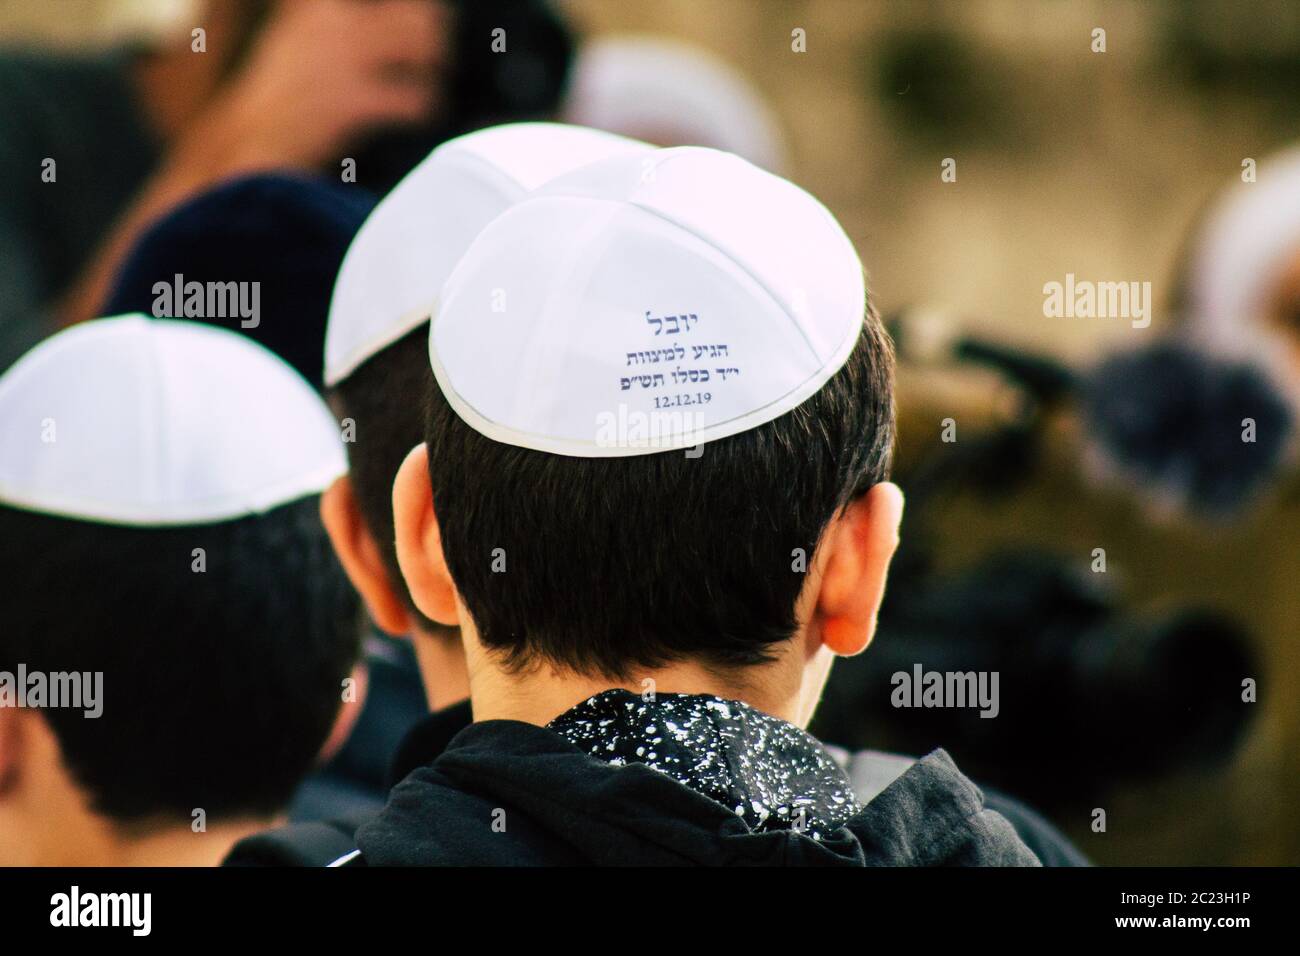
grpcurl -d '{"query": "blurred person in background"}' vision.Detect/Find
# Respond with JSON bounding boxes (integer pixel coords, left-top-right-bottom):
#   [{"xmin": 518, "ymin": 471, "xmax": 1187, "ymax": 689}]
[
  {"xmin": 100, "ymin": 172, "xmax": 431, "ymax": 829},
  {"xmin": 560, "ymin": 34, "xmax": 788, "ymax": 174},
  {"xmin": 0, "ymin": 316, "xmax": 361, "ymax": 865},
  {"xmin": 103, "ymin": 171, "xmax": 378, "ymax": 390},
  {"xmin": 0, "ymin": 0, "xmax": 573, "ymax": 372}
]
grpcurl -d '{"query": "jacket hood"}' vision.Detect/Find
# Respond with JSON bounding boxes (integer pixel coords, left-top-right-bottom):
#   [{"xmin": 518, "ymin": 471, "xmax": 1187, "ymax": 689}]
[{"xmin": 356, "ymin": 693, "xmax": 1040, "ymax": 866}]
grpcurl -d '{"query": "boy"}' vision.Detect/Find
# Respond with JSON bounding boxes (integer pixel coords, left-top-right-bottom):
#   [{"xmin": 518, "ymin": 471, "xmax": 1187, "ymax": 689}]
[
  {"xmin": 225, "ymin": 124, "xmax": 652, "ymax": 863},
  {"xmin": 318, "ymin": 123, "xmax": 649, "ymax": 716},
  {"xmin": 363, "ymin": 146, "xmax": 1040, "ymax": 865},
  {"xmin": 0, "ymin": 316, "xmax": 360, "ymax": 865}
]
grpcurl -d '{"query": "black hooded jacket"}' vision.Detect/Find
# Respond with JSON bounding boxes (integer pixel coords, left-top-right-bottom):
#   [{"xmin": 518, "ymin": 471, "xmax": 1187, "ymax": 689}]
[{"xmin": 351, "ymin": 690, "xmax": 1041, "ymax": 866}]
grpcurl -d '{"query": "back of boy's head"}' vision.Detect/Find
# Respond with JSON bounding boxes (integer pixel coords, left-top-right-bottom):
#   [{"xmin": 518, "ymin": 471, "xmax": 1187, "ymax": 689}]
[
  {"xmin": 0, "ymin": 500, "xmax": 358, "ymax": 820},
  {"xmin": 424, "ymin": 320, "xmax": 893, "ymax": 677},
  {"xmin": 327, "ymin": 326, "xmax": 440, "ymax": 632},
  {"xmin": 0, "ymin": 316, "xmax": 360, "ymax": 822},
  {"xmin": 422, "ymin": 146, "xmax": 896, "ymax": 678},
  {"xmin": 324, "ymin": 123, "xmax": 653, "ymax": 632}
]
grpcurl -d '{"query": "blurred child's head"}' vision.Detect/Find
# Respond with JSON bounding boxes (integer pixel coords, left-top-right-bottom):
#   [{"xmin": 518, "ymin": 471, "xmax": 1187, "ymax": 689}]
[{"xmin": 0, "ymin": 317, "xmax": 360, "ymax": 865}]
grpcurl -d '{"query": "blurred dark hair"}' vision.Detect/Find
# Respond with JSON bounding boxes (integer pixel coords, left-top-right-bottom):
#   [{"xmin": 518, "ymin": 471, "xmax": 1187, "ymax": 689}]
[
  {"xmin": 0, "ymin": 498, "xmax": 361, "ymax": 822},
  {"xmin": 423, "ymin": 304, "xmax": 896, "ymax": 678}
]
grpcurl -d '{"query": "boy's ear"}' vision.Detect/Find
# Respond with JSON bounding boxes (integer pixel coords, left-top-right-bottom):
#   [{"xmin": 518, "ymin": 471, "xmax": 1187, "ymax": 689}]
[
  {"xmin": 320, "ymin": 475, "xmax": 412, "ymax": 636},
  {"xmin": 814, "ymin": 482, "xmax": 905, "ymax": 657},
  {"xmin": 392, "ymin": 444, "xmax": 460, "ymax": 627},
  {"xmin": 0, "ymin": 705, "xmax": 21, "ymax": 797}
]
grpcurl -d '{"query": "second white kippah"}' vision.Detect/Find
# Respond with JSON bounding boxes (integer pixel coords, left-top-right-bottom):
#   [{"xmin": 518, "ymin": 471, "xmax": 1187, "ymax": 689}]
[
  {"xmin": 429, "ymin": 146, "xmax": 866, "ymax": 457},
  {"xmin": 0, "ymin": 315, "xmax": 345, "ymax": 526},
  {"xmin": 324, "ymin": 122, "xmax": 651, "ymax": 386}
]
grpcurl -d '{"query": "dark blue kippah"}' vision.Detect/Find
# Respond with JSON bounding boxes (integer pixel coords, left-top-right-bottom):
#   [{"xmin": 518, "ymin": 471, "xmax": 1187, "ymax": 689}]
[{"xmin": 104, "ymin": 173, "xmax": 377, "ymax": 390}]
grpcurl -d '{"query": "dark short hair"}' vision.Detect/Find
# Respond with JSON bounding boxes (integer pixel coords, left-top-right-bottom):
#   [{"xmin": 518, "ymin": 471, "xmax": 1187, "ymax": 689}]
[
  {"xmin": 0, "ymin": 497, "xmax": 361, "ymax": 822},
  {"xmin": 423, "ymin": 303, "xmax": 896, "ymax": 677},
  {"xmin": 327, "ymin": 324, "xmax": 448, "ymax": 635}
]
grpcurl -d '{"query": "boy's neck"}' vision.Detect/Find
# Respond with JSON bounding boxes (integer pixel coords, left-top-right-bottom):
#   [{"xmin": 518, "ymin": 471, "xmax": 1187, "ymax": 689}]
[
  {"xmin": 123, "ymin": 818, "xmax": 273, "ymax": 867},
  {"xmin": 61, "ymin": 815, "xmax": 277, "ymax": 867},
  {"xmin": 411, "ymin": 625, "xmax": 471, "ymax": 712},
  {"xmin": 463, "ymin": 652, "xmax": 804, "ymax": 729}
]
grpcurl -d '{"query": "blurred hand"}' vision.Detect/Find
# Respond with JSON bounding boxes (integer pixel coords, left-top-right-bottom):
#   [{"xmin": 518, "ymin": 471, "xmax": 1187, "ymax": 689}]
[{"xmin": 200, "ymin": 0, "xmax": 449, "ymax": 170}]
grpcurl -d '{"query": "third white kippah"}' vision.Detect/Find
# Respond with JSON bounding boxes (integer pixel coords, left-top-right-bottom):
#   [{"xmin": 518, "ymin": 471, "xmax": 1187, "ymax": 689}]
[{"xmin": 0, "ymin": 315, "xmax": 344, "ymax": 526}]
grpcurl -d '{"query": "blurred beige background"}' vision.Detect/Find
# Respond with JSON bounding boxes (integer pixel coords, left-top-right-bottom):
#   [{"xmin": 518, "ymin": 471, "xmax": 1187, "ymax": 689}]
[
  {"xmin": 5, "ymin": 0, "xmax": 1293, "ymax": 355},
  {"xmin": 0, "ymin": 0, "xmax": 191, "ymax": 45}
]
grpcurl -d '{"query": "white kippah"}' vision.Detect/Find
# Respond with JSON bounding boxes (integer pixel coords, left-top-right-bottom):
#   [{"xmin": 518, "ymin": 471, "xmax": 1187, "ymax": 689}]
[
  {"xmin": 561, "ymin": 35, "xmax": 788, "ymax": 173},
  {"xmin": 429, "ymin": 146, "xmax": 866, "ymax": 457},
  {"xmin": 1190, "ymin": 147, "xmax": 1300, "ymax": 341},
  {"xmin": 324, "ymin": 122, "xmax": 651, "ymax": 386},
  {"xmin": 0, "ymin": 315, "xmax": 345, "ymax": 526},
  {"xmin": 1186, "ymin": 147, "xmax": 1300, "ymax": 407}
]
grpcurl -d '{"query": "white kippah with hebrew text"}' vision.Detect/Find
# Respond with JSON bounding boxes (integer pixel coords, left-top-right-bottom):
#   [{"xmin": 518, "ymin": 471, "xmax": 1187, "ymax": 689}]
[{"xmin": 429, "ymin": 146, "xmax": 866, "ymax": 456}]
